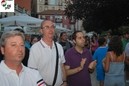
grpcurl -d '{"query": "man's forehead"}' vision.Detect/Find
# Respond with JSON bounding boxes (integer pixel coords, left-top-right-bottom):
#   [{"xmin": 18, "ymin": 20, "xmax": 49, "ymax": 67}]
[
  {"xmin": 76, "ymin": 32, "xmax": 83, "ymax": 35},
  {"xmin": 6, "ymin": 36, "xmax": 23, "ymax": 42},
  {"xmin": 43, "ymin": 20, "xmax": 53, "ymax": 25}
]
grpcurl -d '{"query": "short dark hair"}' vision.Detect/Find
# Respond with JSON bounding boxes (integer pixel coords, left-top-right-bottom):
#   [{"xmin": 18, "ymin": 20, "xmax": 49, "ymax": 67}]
[
  {"xmin": 60, "ymin": 32, "xmax": 67, "ymax": 37},
  {"xmin": 72, "ymin": 30, "xmax": 82, "ymax": 40},
  {"xmin": 108, "ymin": 36, "xmax": 123, "ymax": 56},
  {"xmin": 98, "ymin": 37, "xmax": 106, "ymax": 46}
]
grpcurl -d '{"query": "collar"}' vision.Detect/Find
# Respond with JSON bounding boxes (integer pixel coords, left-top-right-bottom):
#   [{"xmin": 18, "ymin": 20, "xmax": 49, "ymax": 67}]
[
  {"xmin": 0, "ymin": 60, "xmax": 25, "ymax": 74},
  {"xmin": 72, "ymin": 47, "xmax": 87, "ymax": 54},
  {"xmin": 40, "ymin": 39, "xmax": 55, "ymax": 48},
  {"xmin": 99, "ymin": 46, "xmax": 107, "ymax": 48}
]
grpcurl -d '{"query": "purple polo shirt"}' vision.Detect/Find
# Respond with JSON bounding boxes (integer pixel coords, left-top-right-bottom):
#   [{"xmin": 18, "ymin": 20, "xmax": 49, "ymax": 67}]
[{"xmin": 64, "ymin": 47, "xmax": 92, "ymax": 86}]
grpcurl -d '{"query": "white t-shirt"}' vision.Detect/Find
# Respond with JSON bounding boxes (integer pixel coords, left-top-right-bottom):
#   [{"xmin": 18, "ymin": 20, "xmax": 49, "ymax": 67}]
[
  {"xmin": 125, "ymin": 43, "xmax": 129, "ymax": 57},
  {"xmin": 0, "ymin": 61, "xmax": 46, "ymax": 86},
  {"xmin": 28, "ymin": 40, "xmax": 65, "ymax": 86}
]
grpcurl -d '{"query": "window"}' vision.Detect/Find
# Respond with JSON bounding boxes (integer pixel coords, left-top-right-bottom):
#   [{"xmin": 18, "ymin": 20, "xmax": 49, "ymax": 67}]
[
  {"xmin": 45, "ymin": 0, "xmax": 48, "ymax": 5},
  {"xmin": 39, "ymin": 6, "xmax": 42, "ymax": 11},
  {"xmin": 44, "ymin": 6, "xmax": 48, "ymax": 10}
]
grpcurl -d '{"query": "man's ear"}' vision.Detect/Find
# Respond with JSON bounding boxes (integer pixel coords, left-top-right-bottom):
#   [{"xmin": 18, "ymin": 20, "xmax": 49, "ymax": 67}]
[
  {"xmin": 39, "ymin": 29, "xmax": 44, "ymax": 36},
  {"xmin": 1, "ymin": 47, "xmax": 5, "ymax": 55},
  {"xmin": 39, "ymin": 29, "xmax": 42, "ymax": 33}
]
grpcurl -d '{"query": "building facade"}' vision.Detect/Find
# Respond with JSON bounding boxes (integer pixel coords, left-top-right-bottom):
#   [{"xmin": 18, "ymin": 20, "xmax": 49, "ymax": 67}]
[
  {"xmin": 35, "ymin": 0, "xmax": 79, "ymax": 31},
  {"xmin": 0, "ymin": 0, "xmax": 83, "ymax": 32},
  {"xmin": 15, "ymin": 0, "xmax": 31, "ymax": 15}
]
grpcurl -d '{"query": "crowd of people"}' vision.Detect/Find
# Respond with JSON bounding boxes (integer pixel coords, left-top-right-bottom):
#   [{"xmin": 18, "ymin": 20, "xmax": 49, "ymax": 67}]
[{"xmin": 0, "ymin": 20, "xmax": 129, "ymax": 86}]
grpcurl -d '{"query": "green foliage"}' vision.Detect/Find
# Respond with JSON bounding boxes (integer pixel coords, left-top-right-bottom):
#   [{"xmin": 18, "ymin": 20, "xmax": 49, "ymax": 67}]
[{"xmin": 65, "ymin": 0, "xmax": 129, "ymax": 33}]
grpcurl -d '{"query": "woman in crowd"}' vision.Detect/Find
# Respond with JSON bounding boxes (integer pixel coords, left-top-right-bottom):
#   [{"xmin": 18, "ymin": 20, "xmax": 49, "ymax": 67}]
[{"xmin": 103, "ymin": 36, "xmax": 125, "ymax": 86}]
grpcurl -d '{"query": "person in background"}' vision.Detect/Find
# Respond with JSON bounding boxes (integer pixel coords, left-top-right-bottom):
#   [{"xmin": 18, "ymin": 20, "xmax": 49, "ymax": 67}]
[
  {"xmin": 122, "ymin": 31, "xmax": 129, "ymax": 85},
  {"xmin": 25, "ymin": 34, "xmax": 31, "ymax": 50},
  {"xmin": 103, "ymin": 36, "xmax": 125, "ymax": 86},
  {"xmin": 85, "ymin": 36, "xmax": 90, "ymax": 49},
  {"xmin": 0, "ymin": 31, "xmax": 46, "ymax": 86},
  {"xmin": 122, "ymin": 31, "xmax": 129, "ymax": 50},
  {"xmin": 124, "ymin": 42, "xmax": 129, "ymax": 84},
  {"xmin": 59, "ymin": 32, "xmax": 73, "ymax": 53},
  {"xmin": 31, "ymin": 36, "xmax": 39, "ymax": 45},
  {"xmin": 93, "ymin": 37, "xmax": 108, "ymax": 86},
  {"xmin": 90, "ymin": 34, "xmax": 99, "ymax": 55},
  {"xmin": 64, "ymin": 31, "xmax": 96, "ymax": 86},
  {"xmin": 106, "ymin": 31, "xmax": 112, "ymax": 46},
  {"xmin": 28, "ymin": 20, "xmax": 67, "ymax": 86}
]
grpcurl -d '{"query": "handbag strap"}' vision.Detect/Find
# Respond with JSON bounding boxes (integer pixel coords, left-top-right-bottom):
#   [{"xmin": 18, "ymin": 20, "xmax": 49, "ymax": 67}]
[{"xmin": 52, "ymin": 42, "xmax": 59, "ymax": 86}]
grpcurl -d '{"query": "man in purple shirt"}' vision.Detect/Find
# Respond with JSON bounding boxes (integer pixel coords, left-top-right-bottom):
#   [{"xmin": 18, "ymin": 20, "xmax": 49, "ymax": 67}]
[{"xmin": 64, "ymin": 31, "xmax": 93, "ymax": 86}]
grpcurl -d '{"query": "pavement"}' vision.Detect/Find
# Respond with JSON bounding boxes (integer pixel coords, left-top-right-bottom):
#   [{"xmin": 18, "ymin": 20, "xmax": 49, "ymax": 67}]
[{"xmin": 90, "ymin": 69, "xmax": 99, "ymax": 86}]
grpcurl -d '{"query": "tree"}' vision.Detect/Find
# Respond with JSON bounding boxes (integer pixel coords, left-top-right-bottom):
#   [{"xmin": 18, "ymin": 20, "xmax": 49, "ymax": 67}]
[{"xmin": 65, "ymin": 0, "xmax": 129, "ymax": 33}]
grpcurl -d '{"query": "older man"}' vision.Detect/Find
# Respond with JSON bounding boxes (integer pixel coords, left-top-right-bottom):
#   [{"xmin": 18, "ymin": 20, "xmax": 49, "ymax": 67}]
[
  {"xmin": 28, "ymin": 20, "xmax": 67, "ymax": 86},
  {"xmin": 0, "ymin": 31, "xmax": 46, "ymax": 86}
]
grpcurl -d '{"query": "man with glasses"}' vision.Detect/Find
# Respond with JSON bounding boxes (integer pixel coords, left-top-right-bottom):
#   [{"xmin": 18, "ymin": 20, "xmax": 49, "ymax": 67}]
[{"xmin": 28, "ymin": 20, "xmax": 67, "ymax": 86}]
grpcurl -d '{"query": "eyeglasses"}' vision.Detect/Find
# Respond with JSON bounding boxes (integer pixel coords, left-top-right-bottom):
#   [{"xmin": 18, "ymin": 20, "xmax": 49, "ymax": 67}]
[{"xmin": 42, "ymin": 25, "xmax": 55, "ymax": 29}]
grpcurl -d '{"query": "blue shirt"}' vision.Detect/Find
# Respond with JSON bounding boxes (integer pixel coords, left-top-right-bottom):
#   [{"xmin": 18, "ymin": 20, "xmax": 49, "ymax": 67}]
[
  {"xmin": 93, "ymin": 46, "xmax": 108, "ymax": 69},
  {"xmin": 25, "ymin": 41, "xmax": 31, "ymax": 50}
]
